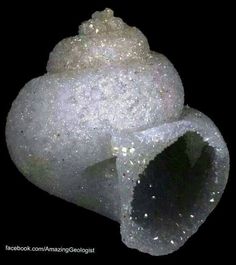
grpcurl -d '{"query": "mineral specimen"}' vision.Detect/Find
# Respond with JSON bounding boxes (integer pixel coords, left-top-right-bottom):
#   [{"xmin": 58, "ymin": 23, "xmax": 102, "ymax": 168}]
[{"xmin": 5, "ymin": 8, "xmax": 229, "ymax": 256}]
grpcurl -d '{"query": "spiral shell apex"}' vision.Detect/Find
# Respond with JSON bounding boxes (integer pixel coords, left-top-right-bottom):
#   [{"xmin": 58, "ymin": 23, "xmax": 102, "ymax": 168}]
[
  {"xmin": 6, "ymin": 8, "xmax": 229, "ymax": 256},
  {"xmin": 46, "ymin": 8, "xmax": 184, "ymax": 131}
]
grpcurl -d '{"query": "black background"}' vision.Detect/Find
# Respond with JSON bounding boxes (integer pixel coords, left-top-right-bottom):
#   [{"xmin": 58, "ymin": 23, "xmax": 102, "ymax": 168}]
[{"xmin": 0, "ymin": 0, "xmax": 235, "ymax": 262}]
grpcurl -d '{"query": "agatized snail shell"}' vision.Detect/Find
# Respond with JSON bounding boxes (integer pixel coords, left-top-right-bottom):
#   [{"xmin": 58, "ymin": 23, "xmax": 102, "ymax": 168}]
[{"xmin": 6, "ymin": 8, "xmax": 229, "ymax": 256}]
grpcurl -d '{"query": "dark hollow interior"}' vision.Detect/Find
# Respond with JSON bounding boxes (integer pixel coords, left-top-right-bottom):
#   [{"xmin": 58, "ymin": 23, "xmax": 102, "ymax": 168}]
[{"xmin": 131, "ymin": 132, "xmax": 214, "ymax": 237}]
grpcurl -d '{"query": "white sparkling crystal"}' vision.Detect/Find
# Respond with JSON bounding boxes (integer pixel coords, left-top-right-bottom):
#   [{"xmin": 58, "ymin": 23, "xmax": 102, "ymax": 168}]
[{"xmin": 5, "ymin": 8, "xmax": 229, "ymax": 256}]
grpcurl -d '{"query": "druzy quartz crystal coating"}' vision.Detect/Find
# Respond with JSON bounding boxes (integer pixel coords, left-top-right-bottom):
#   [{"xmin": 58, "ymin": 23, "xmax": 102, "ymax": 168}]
[{"xmin": 6, "ymin": 8, "xmax": 229, "ymax": 256}]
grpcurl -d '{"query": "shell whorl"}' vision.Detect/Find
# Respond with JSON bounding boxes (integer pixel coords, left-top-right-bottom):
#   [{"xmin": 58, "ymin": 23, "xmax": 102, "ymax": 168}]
[{"xmin": 47, "ymin": 8, "xmax": 150, "ymax": 73}]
